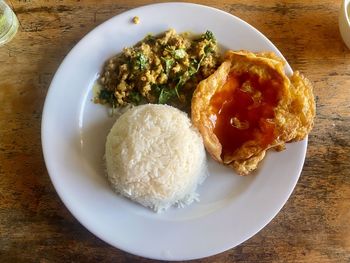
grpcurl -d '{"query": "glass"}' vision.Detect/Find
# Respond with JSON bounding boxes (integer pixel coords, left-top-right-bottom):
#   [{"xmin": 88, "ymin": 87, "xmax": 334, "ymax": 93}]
[{"xmin": 0, "ymin": 0, "xmax": 18, "ymax": 46}]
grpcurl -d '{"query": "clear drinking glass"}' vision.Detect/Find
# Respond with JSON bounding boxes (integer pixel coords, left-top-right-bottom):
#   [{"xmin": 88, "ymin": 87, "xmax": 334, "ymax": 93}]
[{"xmin": 0, "ymin": 0, "xmax": 18, "ymax": 46}]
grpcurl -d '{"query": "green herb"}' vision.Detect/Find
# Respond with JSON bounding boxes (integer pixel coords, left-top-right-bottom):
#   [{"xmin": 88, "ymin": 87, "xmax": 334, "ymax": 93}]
[
  {"xmin": 98, "ymin": 89, "xmax": 114, "ymax": 104},
  {"xmin": 204, "ymin": 45, "xmax": 214, "ymax": 54},
  {"xmin": 174, "ymin": 76, "xmax": 184, "ymax": 98},
  {"xmin": 173, "ymin": 49, "xmax": 186, "ymax": 59},
  {"xmin": 161, "ymin": 57, "xmax": 174, "ymax": 75},
  {"xmin": 188, "ymin": 65, "xmax": 197, "ymax": 76},
  {"xmin": 158, "ymin": 87, "xmax": 177, "ymax": 104},
  {"xmin": 128, "ymin": 91, "xmax": 142, "ymax": 105},
  {"xmin": 165, "ymin": 47, "xmax": 187, "ymax": 60},
  {"xmin": 203, "ymin": 30, "xmax": 216, "ymax": 42},
  {"xmin": 151, "ymin": 83, "xmax": 162, "ymax": 95},
  {"xmin": 188, "ymin": 55, "xmax": 205, "ymax": 77},
  {"xmin": 144, "ymin": 34, "xmax": 156, "ymax": 44},
  {"xmin": 135, "ymin": 53, "xmax": 148, "ymax": 70},
  {"xmin": 152, "ymin": 82, "xmax": 180, "ymax": 104}
]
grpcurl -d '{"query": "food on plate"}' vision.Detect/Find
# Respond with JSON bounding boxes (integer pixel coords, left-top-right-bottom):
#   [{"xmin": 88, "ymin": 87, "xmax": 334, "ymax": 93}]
[
  {"xmin": 191, "ymin": 50, "xmax": 315, "ymax": 175},
  {"xmin": 94, "ymin": 29, "xmax": 221, "ymax": 111},
  {"xmin": 97, "ymin": 28, "xmax": 315, "ymax": 180},
  {"xmin": 132, "ymin": 16, "xmax": 140, "ymax": 24},
  {"xmin": 105, "ymin": 104, "xmax": 207, "ymax": 212}
]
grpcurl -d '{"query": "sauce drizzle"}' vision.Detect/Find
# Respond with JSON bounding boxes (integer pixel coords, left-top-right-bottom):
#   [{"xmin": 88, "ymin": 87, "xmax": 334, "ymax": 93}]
[{"xmin": 210, "ymin": 71, "xmax": 282, "ymax": 158}]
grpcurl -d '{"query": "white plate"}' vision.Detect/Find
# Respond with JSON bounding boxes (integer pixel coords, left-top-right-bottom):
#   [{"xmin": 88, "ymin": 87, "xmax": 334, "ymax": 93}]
[{"xmin": 41, "ymin": 3, "xmax": 307, "ymax": 261}]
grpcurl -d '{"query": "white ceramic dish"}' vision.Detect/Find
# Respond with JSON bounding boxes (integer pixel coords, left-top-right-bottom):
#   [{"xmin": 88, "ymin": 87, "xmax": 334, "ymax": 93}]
[
  {"xmin": 339, "ymin": 0, "xmax": 350, "ymax": 49},
  {"xmin": 41, "ymin": 3, "xmax": 307, "ymax": 261}
]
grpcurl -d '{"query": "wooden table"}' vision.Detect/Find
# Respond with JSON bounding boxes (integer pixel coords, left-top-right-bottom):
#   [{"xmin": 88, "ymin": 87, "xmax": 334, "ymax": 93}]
[{"xmin": 1, "ymin": 0, "xmax": 349, "ymax": 262}]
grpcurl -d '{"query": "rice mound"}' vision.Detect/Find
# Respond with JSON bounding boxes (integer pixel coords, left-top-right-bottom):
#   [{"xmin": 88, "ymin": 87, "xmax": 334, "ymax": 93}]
[{"xmin": 105, "ymin": 104, "xmax": 207, "ymax": 212}]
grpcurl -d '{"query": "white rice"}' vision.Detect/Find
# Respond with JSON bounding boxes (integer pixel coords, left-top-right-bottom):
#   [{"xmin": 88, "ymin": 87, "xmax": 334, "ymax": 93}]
[{"xmin": 105, "ymin": 104, "xmax": 207, "ymax": 212}]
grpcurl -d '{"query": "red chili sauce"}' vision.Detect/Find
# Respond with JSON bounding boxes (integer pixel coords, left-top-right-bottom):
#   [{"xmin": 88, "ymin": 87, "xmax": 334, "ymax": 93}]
[{"xmin": 209, "ymin": 71, "xmax": 283, "ymax": 158}]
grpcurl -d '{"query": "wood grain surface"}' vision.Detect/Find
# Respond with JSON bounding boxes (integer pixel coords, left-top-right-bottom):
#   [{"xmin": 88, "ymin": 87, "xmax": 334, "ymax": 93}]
[{"xmin": 0, "ymin": 0, "xmax": 349, "ymax": 262}]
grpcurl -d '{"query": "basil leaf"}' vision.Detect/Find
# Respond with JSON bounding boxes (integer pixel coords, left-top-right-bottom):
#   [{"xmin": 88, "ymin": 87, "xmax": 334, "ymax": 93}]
[
  {"xmin": 188, "ymin": 54, "xmax": 205, "ymax": 77},
  {"xmin": 151, "ymin": 83, "xmax": 162, "ymax": 94},
  {"xmin": 144, "ymin": 34, "xmax": 156, "ymax": 44},
  {"xmin": 188, "ymin": 66, "xmax": 197, "ymax": 76},
  {"xmin": 98, "ymin": 89, "xmax": 114, "ymax": 104},
  {"xmin": 128, "ymin": 91, "xmax": 141, "ymax": 105},
  {"xmin": 204, "ymin": 45, "xmax": 214, "ymax": 54},
  {"xmin": 174, "ymin": 77, "xmax": 184, "ymax": 98},
  {"xmin": 203, "ymin": 30, "xmax": 216, "ymax": 42},
  {"xmin": 161, "ymin": 57, "xmax": 174, "ymax": 75},
  {"xmin": 158, "ymin": 87, "xmax": 177, "ymax": 104},
  {"xmin": 136, "ymin": 53, "xmax": 148, "ymax": 70}
]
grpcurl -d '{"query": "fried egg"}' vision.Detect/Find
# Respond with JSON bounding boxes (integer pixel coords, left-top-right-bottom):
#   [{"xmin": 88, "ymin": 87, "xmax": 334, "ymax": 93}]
[{"xmin": 191, "ymin": 50, "xmax": 315, "ymax": 175}]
